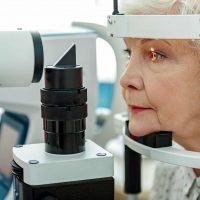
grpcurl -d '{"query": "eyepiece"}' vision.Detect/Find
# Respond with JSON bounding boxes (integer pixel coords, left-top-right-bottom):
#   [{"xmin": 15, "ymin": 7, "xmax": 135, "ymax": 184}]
[{"xmin": 41, "ymin": 44, "xmax": 87, "ymax": 154}]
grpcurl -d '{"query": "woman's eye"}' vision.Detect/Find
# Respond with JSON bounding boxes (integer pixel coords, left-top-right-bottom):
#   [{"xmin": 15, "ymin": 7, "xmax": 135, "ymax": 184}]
[
  {"xmin": 123, "ymin": 49, "xmax": 131, "ymax": 59},
  {"xmin": 149, "ymin": 48, "xmax": 167, "ymax": 62}
]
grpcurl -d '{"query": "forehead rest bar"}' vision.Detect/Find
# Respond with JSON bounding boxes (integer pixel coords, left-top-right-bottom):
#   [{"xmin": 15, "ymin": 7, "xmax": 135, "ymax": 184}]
[{"xmin": 107, "ymin": 15, "xmax": 200, "ymax": 39}]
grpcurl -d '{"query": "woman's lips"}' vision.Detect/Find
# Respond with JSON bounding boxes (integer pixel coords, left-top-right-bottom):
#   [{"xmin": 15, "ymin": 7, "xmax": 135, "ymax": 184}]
[{"xmin": 130, "ymin": 105, "xmax": 152, "ymax": 114}]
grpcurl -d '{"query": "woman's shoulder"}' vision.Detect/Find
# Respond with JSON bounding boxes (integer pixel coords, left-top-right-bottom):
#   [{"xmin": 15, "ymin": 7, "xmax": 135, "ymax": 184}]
[
  {"xmin": 154, "ymin": 162, "xmax": 177, "ymax": 177},
  {"xmin": 150, "ymin": 162, "xmax": 197, "ymax": 200}
]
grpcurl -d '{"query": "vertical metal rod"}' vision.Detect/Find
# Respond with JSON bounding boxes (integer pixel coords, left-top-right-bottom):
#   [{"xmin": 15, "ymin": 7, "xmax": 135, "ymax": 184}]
[
  {"xmin": 112, "ymin": 0, "xmax": 119, "ymax": 15},
  {"xmin": 125, "ymin": 121, "xmax": 141, "ymax": 200}
]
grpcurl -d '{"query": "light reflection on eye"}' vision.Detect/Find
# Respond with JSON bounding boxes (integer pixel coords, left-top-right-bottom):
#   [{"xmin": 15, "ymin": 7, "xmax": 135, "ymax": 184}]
[
  {"xmin": 123, "ymin": 47, "xmax": 167, "ymax": 63},
  {"xmin": 150, "ymin": 47, "xmax": 166, "ymax": 62}
]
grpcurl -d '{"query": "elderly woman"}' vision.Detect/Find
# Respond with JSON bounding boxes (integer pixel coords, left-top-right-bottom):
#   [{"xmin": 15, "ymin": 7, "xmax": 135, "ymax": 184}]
[{"xmin": 119, "ymin": 0, "xmax": 200, "ymax": 199}]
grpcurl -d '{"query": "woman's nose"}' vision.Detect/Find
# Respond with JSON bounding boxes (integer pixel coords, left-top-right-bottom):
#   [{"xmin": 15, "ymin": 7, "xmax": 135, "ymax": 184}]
[{"xmin": 120, "ymin": 58, "xmax": 144, "ymax": 90}]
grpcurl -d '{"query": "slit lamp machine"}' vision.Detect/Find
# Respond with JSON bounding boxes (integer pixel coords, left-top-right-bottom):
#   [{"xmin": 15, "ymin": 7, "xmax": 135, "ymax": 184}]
[{"xmin": 1, "ymin": 0, "xmax": 200, "ymax": 199}]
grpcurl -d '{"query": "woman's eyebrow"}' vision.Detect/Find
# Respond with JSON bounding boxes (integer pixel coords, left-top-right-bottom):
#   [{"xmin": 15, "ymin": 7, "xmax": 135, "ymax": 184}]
[
  {"xmin": 140, "ymin": 39, "xmax": 173, "ymax": 46},
  {"xmin": 123, "ymin": 38, "xmax": 173, "ymax": 48}
]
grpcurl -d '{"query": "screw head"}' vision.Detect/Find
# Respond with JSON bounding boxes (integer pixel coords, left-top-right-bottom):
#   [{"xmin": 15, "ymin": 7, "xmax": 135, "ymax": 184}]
[
  {"xmin": 96, "ymin": 153, "xmax": 107, "ymax": 156},
  {"xmin": 15, "ymin": 144, "xmax": 23, "ymax": 148},
  {"xmin": 29, "ymin": 160, "xmax": 39, "ymax": 164}
]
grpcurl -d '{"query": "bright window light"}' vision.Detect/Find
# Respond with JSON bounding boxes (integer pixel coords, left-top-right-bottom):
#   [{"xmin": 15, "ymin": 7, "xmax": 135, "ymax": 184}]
[
  {"xmin": 0, "ymin": 0, "xmax": 113, "ymax": 30},
  {"xmin": 0, "ymin": 0, "xmax": 116, "ymax": 84}
]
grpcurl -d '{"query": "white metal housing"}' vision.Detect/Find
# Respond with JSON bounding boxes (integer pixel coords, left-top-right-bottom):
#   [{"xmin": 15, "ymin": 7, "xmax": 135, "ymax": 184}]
[
  {"xmin": 13, "ymin": 140, "xmax": 114, "ymax": 185},
  {"xmin": 0, "ymin": 31, "xmax": 35, "ymax": 86},
  {"xmin": 0, "ymin": 29, "xmax": 98, "ymax": 142},
  {"xmin": 107, "ymin": 15, "xmax": 200, "ymax": 39}
]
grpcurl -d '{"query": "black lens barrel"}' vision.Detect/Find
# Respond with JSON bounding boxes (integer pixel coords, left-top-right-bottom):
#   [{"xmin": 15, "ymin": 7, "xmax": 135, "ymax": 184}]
[
  {"xmin": 41, "ymin": 88, "xmax": 87, "ymax": 106},
  {"xmin": 44, "ymin": 66, "xmax": 83, "ymax": 89},
  {"xmin": 41, "ymin": 64, "xmax": 87, "ymax": 154}
]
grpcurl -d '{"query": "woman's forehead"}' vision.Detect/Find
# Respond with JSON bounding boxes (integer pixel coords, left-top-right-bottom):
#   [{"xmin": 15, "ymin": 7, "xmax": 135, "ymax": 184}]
[{"xmin": 123, "ymin": 37, "xmax": 187, "ymax": 48}]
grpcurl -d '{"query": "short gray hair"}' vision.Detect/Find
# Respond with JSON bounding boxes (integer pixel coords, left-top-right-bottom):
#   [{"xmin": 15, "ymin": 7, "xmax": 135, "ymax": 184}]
[{"xmin": 119, "ymin": 0, "xmax": 200, "ymax": 54}]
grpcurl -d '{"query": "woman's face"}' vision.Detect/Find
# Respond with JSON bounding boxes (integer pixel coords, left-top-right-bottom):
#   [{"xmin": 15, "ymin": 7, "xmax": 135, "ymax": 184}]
[{"xmin": 120, "ymin": 38, "xmax": 200, "ymax": 148}]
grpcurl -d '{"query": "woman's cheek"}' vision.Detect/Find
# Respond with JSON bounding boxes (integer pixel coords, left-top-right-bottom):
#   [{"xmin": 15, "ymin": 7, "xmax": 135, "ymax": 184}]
[{"xmin": 145, "ymin": 78, "xmax": 173, "ymax": 105}]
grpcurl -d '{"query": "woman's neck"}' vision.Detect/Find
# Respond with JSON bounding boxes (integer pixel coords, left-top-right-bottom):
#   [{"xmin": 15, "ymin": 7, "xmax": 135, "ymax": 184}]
[{"xmin": 175, "ymin": 136, "xmax": 200, "ymax": 152}]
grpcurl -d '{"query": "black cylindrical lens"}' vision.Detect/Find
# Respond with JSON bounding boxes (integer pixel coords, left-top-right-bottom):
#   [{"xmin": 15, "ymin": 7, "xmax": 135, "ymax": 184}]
[{"xmin": 40, "ymin": 45, "xmax": 87, "ymax": 154}]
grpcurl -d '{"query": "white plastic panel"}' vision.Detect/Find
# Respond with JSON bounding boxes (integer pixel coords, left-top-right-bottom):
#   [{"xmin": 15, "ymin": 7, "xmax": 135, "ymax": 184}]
[
  {"xmin": 13, "ymin": 140, "xmax": 114, "ymax": 185},
  {"xmin": 107, "ymin": 15, "xmax": 200, "ymax": 39}
]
